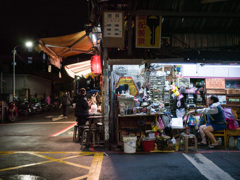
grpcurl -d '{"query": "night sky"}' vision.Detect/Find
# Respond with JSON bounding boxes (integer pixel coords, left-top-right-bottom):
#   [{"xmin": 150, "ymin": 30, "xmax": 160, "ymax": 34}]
[{"xmin": 0, "ymin": 0, "xmax": 89, "ymax": 55}]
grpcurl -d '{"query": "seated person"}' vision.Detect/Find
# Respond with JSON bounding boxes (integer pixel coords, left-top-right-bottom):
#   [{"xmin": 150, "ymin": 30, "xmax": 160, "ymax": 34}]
[{"xmin": 187, "ymin": 95, "xmax": 226, "ymax": 149}]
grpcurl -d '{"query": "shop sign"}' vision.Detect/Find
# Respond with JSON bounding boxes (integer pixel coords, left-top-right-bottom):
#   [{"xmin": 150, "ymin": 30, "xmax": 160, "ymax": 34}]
[
  {"xmin": 102, "ymin": 11, "xmax": 125, "ymax": 48},
  {"xmin": 116, "ymin": 77, "xmax": 138, "ymax": 97},
  {"xmin": 206, "ymin": 78, "xmax": 225, "ymax": 89},
  {"xmin": 136, "ymin": 15, "xmax": 162, "ymax": 48}
]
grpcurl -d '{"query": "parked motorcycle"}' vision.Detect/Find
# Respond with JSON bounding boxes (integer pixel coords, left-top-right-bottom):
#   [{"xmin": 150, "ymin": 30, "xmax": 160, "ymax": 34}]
[
  {"xmin": 8, "ymin": 102, "xmax": 18, "ymax": 122},
  {"xmin": 17, "ymin": 101, "xmax": 30, "ymax": 119},
  {"xmin": 31, "ymin": 102, "xmax": 42, "ymax": 114}
]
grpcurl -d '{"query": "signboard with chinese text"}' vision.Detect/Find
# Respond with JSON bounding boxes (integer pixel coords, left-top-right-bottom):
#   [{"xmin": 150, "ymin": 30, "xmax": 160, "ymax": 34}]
[
  {"xmin": 102, "ymin": 11, "xmax": 125, "ymax": 48},
  {"xmin": 136, "ymin": 15, "xmax": 162, "ymax": 48},
  {"xmin": 206, "ymin": 78, "xmax": 225, "ymax": 89},
  {"xmin": 116, "ymin": 77, "xmax": 138, "ymax": 97}
]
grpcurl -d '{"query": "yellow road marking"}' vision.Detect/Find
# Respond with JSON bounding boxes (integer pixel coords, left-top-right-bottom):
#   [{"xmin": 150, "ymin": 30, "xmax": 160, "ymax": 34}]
[
  {"xmin": 32, "ymin": 152, "xmax": 91, "ymax": 170},
  {"xmin": 70, "ymin": 174, "xmax": 89, "ymax": 180},
  {"xmin": 0, "ymin": 151, "xmax": 104, "ymax": 180},
  {"xmin": 0, "ymin": 152, "xmax": 93, "ymax": 172},
  {"xmin": 0, "ymin": 151, "xmax": 95, "ymax": 154},
  {"xmin": 0, "ymin": 152, "xmax": 14, "ymax": 156},
  {"xmin": 87, "ymin": 152, "xmax": 104, "ymax": 180}
]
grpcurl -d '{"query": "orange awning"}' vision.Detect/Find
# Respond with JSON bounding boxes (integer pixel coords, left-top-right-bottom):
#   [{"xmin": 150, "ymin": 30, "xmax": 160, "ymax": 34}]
[{"xmin": 37, "ymin": 31, "xmax": 93, "ymax": 68}]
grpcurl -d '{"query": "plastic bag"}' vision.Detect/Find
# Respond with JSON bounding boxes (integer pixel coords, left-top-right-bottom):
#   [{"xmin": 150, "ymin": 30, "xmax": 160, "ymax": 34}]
[
  {"xmin": 162, "ymin": 114, "xmax": 172, "ymax": 127},
  {"xmin": 152, "ymin": 116, "xmax": 165, "ymax": 132},
  {"xmin": 176, "ymin": 108, "xmax": 185, "ymax": 118},
  {"xmin": 223, "ymin": 108, "xmax": 235, "ymax": 119},
  {"xmin": 227, "ymin": 119, "xmax": 239, "ymax": 129}
]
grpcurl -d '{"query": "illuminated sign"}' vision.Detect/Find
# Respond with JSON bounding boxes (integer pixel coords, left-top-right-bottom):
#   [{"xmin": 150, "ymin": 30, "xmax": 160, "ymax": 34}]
[{"xmin": 136, "ymin": 15, "xmax": 162, "ymax": 48}]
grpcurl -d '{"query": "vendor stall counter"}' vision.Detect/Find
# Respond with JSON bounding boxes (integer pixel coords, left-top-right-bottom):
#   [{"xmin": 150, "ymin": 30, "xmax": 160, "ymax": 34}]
[{"xmin": 117, "ymin": 113, "xmax": 164, "ymax": 146}]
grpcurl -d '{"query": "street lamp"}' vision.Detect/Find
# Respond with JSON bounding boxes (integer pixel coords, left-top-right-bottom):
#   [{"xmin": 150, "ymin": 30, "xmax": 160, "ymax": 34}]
[{"xmin": 12, "ymin": 41, "xmax": 33, "ymax": 100}]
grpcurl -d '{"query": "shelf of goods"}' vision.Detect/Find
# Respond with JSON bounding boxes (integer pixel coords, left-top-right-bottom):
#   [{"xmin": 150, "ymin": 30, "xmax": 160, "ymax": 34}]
[{"xmin": 117, "ymin": 114, "xmax": 162, "ymax": 146}]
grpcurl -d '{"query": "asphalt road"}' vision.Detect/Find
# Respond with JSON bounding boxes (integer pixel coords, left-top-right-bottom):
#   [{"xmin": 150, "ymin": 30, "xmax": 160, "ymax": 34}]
[{"xmin": 0, "ymin": 108, "xmax": 240, "ymax": 180}]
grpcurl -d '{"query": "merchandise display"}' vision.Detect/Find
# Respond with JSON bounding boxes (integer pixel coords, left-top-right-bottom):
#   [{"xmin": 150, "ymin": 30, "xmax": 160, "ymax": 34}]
[{"xmin": 112, "ymin": 64, "xmax": 240, "ymax": 152}]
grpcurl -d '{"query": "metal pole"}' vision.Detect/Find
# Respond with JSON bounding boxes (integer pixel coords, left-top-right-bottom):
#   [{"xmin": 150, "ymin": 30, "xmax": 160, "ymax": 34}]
[{"xmin": 13, "ymin": 47, "xmax": 16, "ymax": 99}]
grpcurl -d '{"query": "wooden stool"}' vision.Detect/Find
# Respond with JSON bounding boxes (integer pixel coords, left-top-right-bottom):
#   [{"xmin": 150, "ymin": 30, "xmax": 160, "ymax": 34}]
[
  {"xmin": 73, "ymin": 125, "xmax": 84, "ymax": 142},
  {"xmin": 73, "ymin": 125, "xmax": 80, "ymax": 142},
  {"xmin": 179, "ymin": 133, "xmax": 198, "ymax": 153}
]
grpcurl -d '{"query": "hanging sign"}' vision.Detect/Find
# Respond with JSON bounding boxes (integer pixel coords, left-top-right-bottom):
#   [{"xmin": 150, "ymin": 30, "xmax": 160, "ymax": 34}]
[
  {"xmin": 136, "ymin": 15, "xmax": 162, "ymax": 48},
  {"xmin": 116, "ymin": 77, "xmax": 138, "ymax": 97},
  {"xmin": 102, "ymin": 11, "xmax": 125, "ymax": 48},
  {"xmin": 206, "ymin": 78, "xmax": 225, "ymax": 89}
]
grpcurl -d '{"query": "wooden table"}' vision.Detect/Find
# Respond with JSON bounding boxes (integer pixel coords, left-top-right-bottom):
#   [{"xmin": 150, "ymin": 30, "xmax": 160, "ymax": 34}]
[{"xmin": 84, "ymin": 115, "xmax": 104, "ymax": 148}]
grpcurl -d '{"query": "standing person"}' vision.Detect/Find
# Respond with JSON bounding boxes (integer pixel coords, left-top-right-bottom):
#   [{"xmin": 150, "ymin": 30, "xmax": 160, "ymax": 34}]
[
  {"xmin": 45, "ymin": 96, "xmax": 51, "ymax": 105},
  {"xmin": 187, "ymin": 95, "xmax": 226, "ymax": 149},
  {"xmin": 75, "ymin": 88, "xmax": 89, "ymax": 126},
  {"xmin": 60, "ymin": 91, "xmax": 72, "ymax": 118}
]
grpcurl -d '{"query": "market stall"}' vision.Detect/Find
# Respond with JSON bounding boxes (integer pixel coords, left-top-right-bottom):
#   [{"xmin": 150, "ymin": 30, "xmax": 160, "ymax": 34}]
[{"xmin": 110, "ymin": 62, "xmax": 240, "ymax": 152}]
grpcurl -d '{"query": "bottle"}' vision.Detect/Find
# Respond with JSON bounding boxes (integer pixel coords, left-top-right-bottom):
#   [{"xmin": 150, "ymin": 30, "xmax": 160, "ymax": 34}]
[
  {"xmin": 237, "ymin": 137, "xmax": 240, "ymax": 151},
  {"xmin": 175, "ymin": 139, "xmax": 179, "ymax": 152},
  {"xmin": 171, "ymin": 137, "xmax": 176, "ymax": 146},
  {"xmin": 91, "ymin": 103, "xmax": 97, "ymax": 114},
  {"xmin": 229, "ymin": 136, "xmax": 234, "ymax": 147},
  {"xmin": 218, "ymin": 137, "xmax": 222, "ymax": 146}
]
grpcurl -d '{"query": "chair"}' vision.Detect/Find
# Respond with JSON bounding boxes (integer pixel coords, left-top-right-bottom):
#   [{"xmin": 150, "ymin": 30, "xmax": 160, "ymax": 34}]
[{"xmin": 208, "ymin": 122, "xmax": 227, "ymax": 148}]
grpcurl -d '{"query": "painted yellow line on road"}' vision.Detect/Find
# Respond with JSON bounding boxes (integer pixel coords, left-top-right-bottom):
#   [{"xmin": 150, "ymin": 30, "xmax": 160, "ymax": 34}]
[
  {"xmin": 0, "ymin": 151, "xmax": 104, "ymax": 179},
  {"xmin": 70, "ymin": 174, "xmax": 89, "ymax": 180},
  {"xmin": 0, "ymin": 151, "xmax": 95, "ymax": 154},
  {"xmin": 87, "ymin": 152, "xmax": 104, "ymax": 180},
  {"xmin": 32, "ymin": 152, "xmax": 91, "ymax": 170},
  {"xmin": 0, "ymin": 151, "xmax": 94, "ymax": 172},
  {"xmin": 0, "ymin": 152, "xmax": 14, "ymax": 156}
]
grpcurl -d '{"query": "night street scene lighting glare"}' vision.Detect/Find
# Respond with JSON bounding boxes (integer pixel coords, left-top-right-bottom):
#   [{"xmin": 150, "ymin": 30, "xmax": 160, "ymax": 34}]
[{"xmin": 12, "ymin": 41, "xmax": 33, "ymax": 100}]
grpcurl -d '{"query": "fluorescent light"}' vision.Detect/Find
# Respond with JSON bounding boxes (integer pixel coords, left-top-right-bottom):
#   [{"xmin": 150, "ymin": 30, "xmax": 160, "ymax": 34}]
[
  {"xmin": 92, "ymin": 34, "xmax": 97, "ymax": 45},
  {"xmin": 203, "ymin": 65, "xmax": 240, "ymax": 68}
]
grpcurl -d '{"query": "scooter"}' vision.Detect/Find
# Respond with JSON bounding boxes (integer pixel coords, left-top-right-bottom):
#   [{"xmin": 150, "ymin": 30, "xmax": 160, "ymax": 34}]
[{"xmin": 8, "ymin": 102, "xmax": 18, "ymax": 122}]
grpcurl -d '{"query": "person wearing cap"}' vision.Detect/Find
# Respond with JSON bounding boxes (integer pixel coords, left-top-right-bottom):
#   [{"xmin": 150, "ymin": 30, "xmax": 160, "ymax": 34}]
[{"xmin": 187, "ymin": 95, "xmax": 226, "ymax": 149}]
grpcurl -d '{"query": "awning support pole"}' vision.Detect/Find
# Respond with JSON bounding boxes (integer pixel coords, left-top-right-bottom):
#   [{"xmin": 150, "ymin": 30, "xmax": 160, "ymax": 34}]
[{"xmin": 102, "ymin": 47, "xmax": 110, "ymax": 149}]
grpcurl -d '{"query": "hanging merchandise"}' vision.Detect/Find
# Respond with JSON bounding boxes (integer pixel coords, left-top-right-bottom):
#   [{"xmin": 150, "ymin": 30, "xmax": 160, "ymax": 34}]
[
  {"xmin": 91, "ymin": 55, "xmax": 102, "ymax": 74},
  {"xmin": 188, "ymin": 115, "xmax": 196, "ymax": 126},
  {"xmin": 171, "ymin": 83, "xmax": 180, "ymax": 97}
]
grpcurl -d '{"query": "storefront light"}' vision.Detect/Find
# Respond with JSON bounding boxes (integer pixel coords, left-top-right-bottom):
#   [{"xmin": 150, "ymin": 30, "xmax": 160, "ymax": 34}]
[
  {"xmin": 202, "ymin": 64, "xmax": 240, "ymax": 68},
  {"xmin": 92, "ymin": 34, "xmax": 97, "ymax": 46}
]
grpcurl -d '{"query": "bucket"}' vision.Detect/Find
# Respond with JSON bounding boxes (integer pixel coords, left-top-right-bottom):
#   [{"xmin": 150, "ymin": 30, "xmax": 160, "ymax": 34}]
[
  {"xmin": 237, "ymin": 137, "xmax": 240, "ymax": 151},
  {"xmin": 142, "ymin": 140, "xmax": 155, "ymax": 152},
  {"xmin": 123, "ymin": 136, "xmax": 137, "ymax": 153}
]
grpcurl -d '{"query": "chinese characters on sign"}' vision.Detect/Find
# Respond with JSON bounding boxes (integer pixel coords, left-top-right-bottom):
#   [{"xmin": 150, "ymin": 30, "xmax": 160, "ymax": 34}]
[
  {"xmin": 206, "ymin": 78, "xmax": 225, "ymax": 89},
  {"xmin": 136, "ymin": 15, "xmax": 162, "ymax": 48},
  {"xmin": 104, "ymin": 12, "xmax": 123, "ymax": 38}
]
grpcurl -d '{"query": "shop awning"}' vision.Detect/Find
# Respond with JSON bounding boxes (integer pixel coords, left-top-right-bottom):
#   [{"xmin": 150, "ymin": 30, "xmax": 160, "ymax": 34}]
[
  {"xmin": 37, "ymin": 31, "xmax": 93, "ymax": 68},
  {"xmin": 64, "ymin": 60, "xmax": 91, "ymax": 78}
]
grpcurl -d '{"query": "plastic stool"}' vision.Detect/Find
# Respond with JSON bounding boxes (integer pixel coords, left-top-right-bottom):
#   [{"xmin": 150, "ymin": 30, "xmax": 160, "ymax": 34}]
[{"xmin": 179, "ymin": 133, "xmax": 198, "ymax": 153}]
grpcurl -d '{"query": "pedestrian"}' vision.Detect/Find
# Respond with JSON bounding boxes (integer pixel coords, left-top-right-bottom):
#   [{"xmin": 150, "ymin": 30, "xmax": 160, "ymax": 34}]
[
  {"xmin": 75, "ymin": 88, "xmax": 89, "ymax": 127},
  {"xmin": 59, "ymin": 91, "xmax": 72, "ymax": 118},
  {"xmin": 45, "ymin": 96, "xmax": 51, "ymax": 105},
  {"xmin": 187, "ymin": 95, "xmax": 226, "ymax": 149}
]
